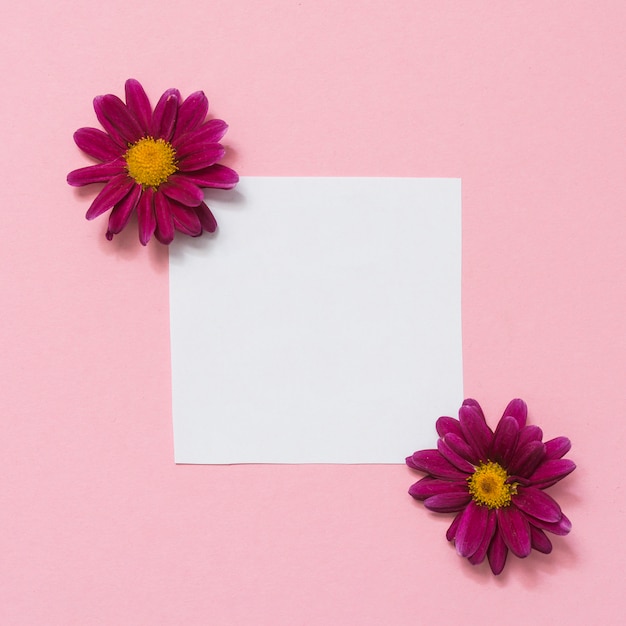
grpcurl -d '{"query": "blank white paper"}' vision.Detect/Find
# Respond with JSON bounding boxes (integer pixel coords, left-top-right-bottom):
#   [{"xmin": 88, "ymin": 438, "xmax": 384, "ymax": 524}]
[{"xmin": 170, "ymin": 177, "xmax": 462, "ymax": 464}]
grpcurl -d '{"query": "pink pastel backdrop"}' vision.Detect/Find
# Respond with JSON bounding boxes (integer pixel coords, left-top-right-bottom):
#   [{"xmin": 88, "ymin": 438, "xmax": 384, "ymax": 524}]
[{"xmin": 2, "ymin": 1, "xmax": 624, "ymax": 623}]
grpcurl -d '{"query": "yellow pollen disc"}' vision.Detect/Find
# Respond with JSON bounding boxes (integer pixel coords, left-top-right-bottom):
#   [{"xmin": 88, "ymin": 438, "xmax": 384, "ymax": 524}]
[
  {"xmin": 124, "ymin": 137, "xmax": 178, "ymax": 188},
  {"xmin": 467, "ymin": 461, "xmax": 517, "ymax": 509}
]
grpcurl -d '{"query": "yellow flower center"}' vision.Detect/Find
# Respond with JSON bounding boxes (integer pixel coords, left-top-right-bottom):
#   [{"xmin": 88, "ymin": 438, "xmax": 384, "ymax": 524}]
[
  {"xmin": 124, "ymin": 137, "xmax": 178, "ymax": 188},
  {"xmin": 467, "ymin": 461, "xmax": 517, "ymax": 509}
]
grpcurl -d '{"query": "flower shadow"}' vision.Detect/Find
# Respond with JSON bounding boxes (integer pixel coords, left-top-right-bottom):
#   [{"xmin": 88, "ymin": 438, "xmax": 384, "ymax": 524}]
[
  {"xmin": 454, "ymin": 532, "xmax": 579, "ymax": 588},
  {"xmin": 96, "ymin": 212, "xmax": 169, "ymax": 273},
  {"xmin": 73, "ymin": 183, "xmax": 103, "ymax": 201},
  {"xmin": 204, "ymin": 186, "xmax": 246, "ymax": 209},
  {"xmin": 168, "ymin": 187, "xmax": 247, "ymax": 262}
]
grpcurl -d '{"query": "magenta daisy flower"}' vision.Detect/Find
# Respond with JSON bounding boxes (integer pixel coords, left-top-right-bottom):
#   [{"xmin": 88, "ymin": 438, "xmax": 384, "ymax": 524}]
[
  {"xmin": 67, "ymin": 79, "xmax": 238, "ymax": 245},
  {"xmin": 407, "ymin": 398, "xmax": 575, "ymax": 575}
]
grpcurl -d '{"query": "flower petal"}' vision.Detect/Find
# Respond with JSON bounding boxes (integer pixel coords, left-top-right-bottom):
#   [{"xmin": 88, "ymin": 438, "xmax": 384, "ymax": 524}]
[
  {"xmin": 527, "ymin": 459, "xmax": 576, "ymax": 489},
  {"xmin": 85, "ymin": 174, "xmax": 134, "ymax": 220},
  {"xmin": 93, "ymin": 96, "xmax": 125, "ymax": 148},
  {"xmin": 408, "ymin": 476, "xmax": 467, "ymax": 500},
  {"xmin": 516, "ymin": 424, "xmax": 543, "ymax": 450},
  {"xmin": 67, "ymin": 159, "xmax": 125, "ymax": 186},
  {"xmin": 160, "ymin": 176, "xmax": 204, "ymax": 207},
  {"xmin": 408, "ymin": 449, "xmax": 468, "ymax": 480},
  {"xmin": 173, "ymin": 118, "xmax": 229, "ymax": 150},
  {"xmin": 177, "ymin": 143, "xmax": 226, "ymax": 171},
  {"xmin": 446, "ymin": 512, "xmax": 462, "ymax": 541},
  {"xmin": 459, "ymin": 404, "xmax": 493, "ymax": 461},
  {"xmin": 73, "ymin": 127, "xmax": 122, "ymax": 162},
  {"xmin": 154, "ymin": 191, "xmax": 175, "ymax": 244},
  {"xmin": 170, "ymin": 201, "xmax": 203, "ymax": 237},
  {"xmin": 193, "ymin": 201, "xmax": 218, "ymax": 233},
  {"xmin": 544, "ymin": 436, "xmax": 572, "ymax": 460},
  {"xmin": 528, "ymin": 513, "xmax": 572, "ymax": 536},
  {"xmin": 443, "ymin": 433, "xmax": 477, "ymax": 464},
  {"xmin": 455, "ymin": 501, "xmax": 489, "ymax": 558},
  {"xmin": 94, "ymin": 94, "xmax": 143, "ymax": 145},
  {"xmin": 175, "ymin": 90, "xmax": 209, "ymax": 137},
  {"xmin": 406, "ymin": 455, "xmax": 419, "ymax": 470},
  {"xmin": 468, "ymin": 509, "xmax": 497, "ymax": 565},
  {"xmin": 490, "ymin": 415, "xmax": 520, "ymax": 466},
  {"xmin": 179, "ymin": 164, "xmax": 239, "ymax": 189},
  {"xmin": 152, "ymin": 88, "xmax": 180, "ymax": 140},
  {"xmin": 125, "ymin": 78, "xmax": 152, "ymax": 134},
  {"xmin": 136, "ymin": 186, "xmax": 156, "ymax": 246},
  {"xmin": 508, "ymin": 440, "xmax": 546, "ymax": 478},
  {"xmin": 105, "ymin": 184, "xmax": 142, "ymax": 240},
  {"xmin": 487, "ymin": 530, "xmax": 508, "ymax": 575},
  {"xmin": 462, "ymin": 398, "xmax": 485, "ymax": 420},
  {"xmin": 501, "ymin": 398, "xmax": 527, "ymax": 429},
  {"xmin": 438, "ymin": 438, "xmax": 476, "ymax": 473},
  {"xmin": 530, "ymin": 526, "xmax": 553, "ymax": 554},
  {"xmin": 513, "ymin": 487, "xmax": 562, "ymax": 523},
  {"xmin": 497, "ymin": 506, "xmax": 531, "ymax": 558},
  {"xmin": 435, "ymin": 416, "xmax": 463, "ymax": 439},
  {"xmin": 424, "ymin": 492, "xmax": 472, "ymax": 513}
]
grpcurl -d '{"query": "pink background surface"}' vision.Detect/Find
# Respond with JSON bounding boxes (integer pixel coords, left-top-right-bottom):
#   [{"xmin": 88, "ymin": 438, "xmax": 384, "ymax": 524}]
[{"xmin": 2, "ymin": 1, "xmax": 625, "ymax": 624}]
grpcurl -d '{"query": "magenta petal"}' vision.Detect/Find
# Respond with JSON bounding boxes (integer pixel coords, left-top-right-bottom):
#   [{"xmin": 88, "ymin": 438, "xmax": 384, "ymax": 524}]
[
  {"xmin": 93, "ymin": 96, "xmax": 125, "ymax": 148},
  {"xmin": 125, "ymin": 79, "xmax": 152, "ymax": 134},
  {"xmin": 528, "ymin": 459, "xmax": 576, "ymax": 488},
  {"xmin": 73, "ymin": 127, "xmax": 122, "ymax": 161},
  {"xmin": 196, "ymin": 118, "xmax": 229, "ymax": 142},
  {"xmin": 424, "ymin": 492, "xmax": 472, "ymax": 513},
  {"xmin": 497, "ymin": 506, "xmax": 531, "ymax": 558},
  {"xmin": 154, "ymin": 191, "xmax": 175, "ymax": 244},
  {"xmin": 490, "ymin": 415, "xmax": 519, "ymax": 466},
  {"xmin": 105, "ymin": 184, "xmax": 142, "ymax": 240},
  {"xmin": 530, "ymin": 526, "xmax": 553, "ymax": 554},
  {"xmin": 170, "ymin": 201, "xmax": 203, "ymax": 236},
  {"xmin": 136, "ymin": 187, "xmax": 156, "ymax": 246},
  {"xmin": 193, "ymin": 201, "xmax": 218, "ymax": 233},
  {"xmin": 446, "ymin": 512, "xmax": 462, "ymax": 541},
  {"xmin": 443, "ymin": 433, "xmax": 477, "ymax": 464},
  {"xmin": 516, "ymin": 425, "xmax": 543, "ymax": 450},
  {"xmin": 544, "ymin": 436, "xmax": 572, "ymax": 460},
  {"xmin": 85, "ymin": 175, "xmax": 134, "ymax": 220},
  {"xmin": 409, "ymin": 450, "xmax": 467, "ymax": 480},
  {"xmin": 487, "ymin": 530, "xmax": 508, "ymax": 575},
  {"xmin": 508, "ymin": 440, "xmax": 546, "ymax": 478},
  {"xmin": 528, "ymin": 513, "xmax": 572, "ymax": 536},
  {"xmin": 512, "ymin": 487, "xmax": 561, "ymax": 523},
  {"xmin": 501, "ymin": 398, "xmax": 527, "ymax": 429},
  {"xmin": 462, "ymin": 398, "xmax": 485, "ymax": 420},
  {"xmin": 178, "ymin": 143, "xmax": 226, "ymax": 171},
  {"xmin": 152, "ymin": 88, "xmax": 180, "ymax": 140},
  {"xmin": 175, "ymin": 90, "xmax": 209, "ymax": 137},
  {"xmin": 94, "ymin": 94, "xmax": 143, "ymax": 145},
  {"xmin": 175, "ymin": 137, "xmax": 224, "ymax": 161},
  {"xmin": 435, "ymin": 416, "xmax": 463, "ymax": 439},
  {"xmin": 408, "ymin": 476, "xmax": 467, "ymax": 500},
  {"xmin": 438, "ymin": 438, "xmax": 476, "ymax": 473},
  {"xmin": 160, "ymin": 176, "xmax": 204, "ymax": 207},
  {"xmin": 468, "ymin": 509, "xmax": 497, "ymax": 565},
  {"xmin": 67, "ymin": 159, "xmax": 125, "ymax": 186},
  {"xmin": 174, "ymin": 119, "xmax": 229, "ymax": 150},
  {"xmin": 455, "ymin": 501, "xmax": 489, "ymax": 558},
  {"xmin": 459, "ymin": 404, "xmax": 493, "ymax": 461},
  {"xmin": 179, "ymin": 164, "xmax": 239, "ymax": 189}
]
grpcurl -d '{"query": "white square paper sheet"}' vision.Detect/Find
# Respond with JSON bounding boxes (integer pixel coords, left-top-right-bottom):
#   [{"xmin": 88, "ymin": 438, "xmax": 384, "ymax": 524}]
[{"xmin": 170, "ymin": 177, "xmax": 462, "ymax": 463}]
